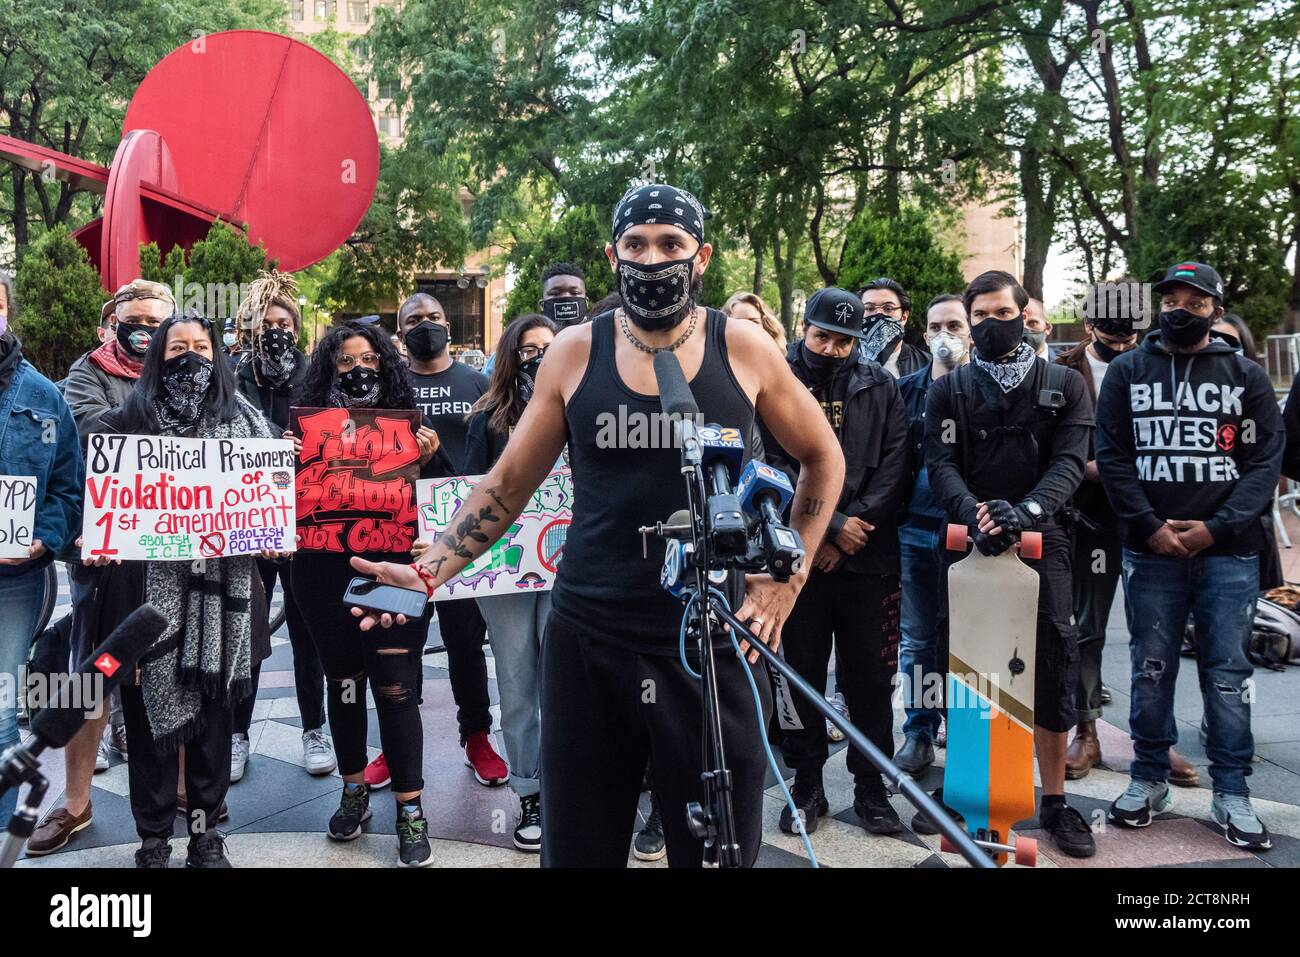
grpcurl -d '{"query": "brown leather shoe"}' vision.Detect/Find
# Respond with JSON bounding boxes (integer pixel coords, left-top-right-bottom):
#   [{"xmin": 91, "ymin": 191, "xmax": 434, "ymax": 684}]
[
  {"xmin": 1168, "ymin": 748, "xmax": 1199, "ymax": 788},
  {"xmin": 1065, "ymin": 722, "xmax": 1102, "ymax": 780},
  {"xmin": 26, "ymin": 804, "xmax": 93, "ymax": 856}
]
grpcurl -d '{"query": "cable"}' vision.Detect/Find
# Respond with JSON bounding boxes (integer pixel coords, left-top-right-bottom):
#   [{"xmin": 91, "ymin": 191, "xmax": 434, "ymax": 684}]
[{"xmin": 677, "ymin": 587, "xmax": 819, "ymax": 867}]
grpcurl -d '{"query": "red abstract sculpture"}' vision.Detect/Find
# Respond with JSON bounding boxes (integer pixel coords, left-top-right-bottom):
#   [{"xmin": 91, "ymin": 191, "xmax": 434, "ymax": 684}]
[{"xmin": 0, "ymin": 30, "xmax": 379, "ymax": 289}]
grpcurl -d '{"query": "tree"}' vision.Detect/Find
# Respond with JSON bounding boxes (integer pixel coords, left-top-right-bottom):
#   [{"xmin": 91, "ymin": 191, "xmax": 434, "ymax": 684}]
[
  {"xmin": 837, "ymin": 205, "xmax": 967, "ymax": 342},
  {"xmin": 503, "ymin": 206, "xmax": 614, "ymax": 323},
  {"xmin": 10, "ymin": 225, "xmax": 106, "ymax": 378},
  {"xmin": 139, "ymin": 221, "xmax": 273, "ymax": 322}
]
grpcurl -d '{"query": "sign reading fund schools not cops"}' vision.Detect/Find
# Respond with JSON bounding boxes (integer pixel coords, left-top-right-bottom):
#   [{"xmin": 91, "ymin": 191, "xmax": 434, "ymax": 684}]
[
  {"xmin": 415, "ymin": 468, "xmax": 572, "ymax": 599},
  {"xmin": 81, "ymin": 433, "xmax": 296, "ymax": 561},
  {"xmin": 0, "ymin": 475, "xmax": 37, "ymax": 559}
]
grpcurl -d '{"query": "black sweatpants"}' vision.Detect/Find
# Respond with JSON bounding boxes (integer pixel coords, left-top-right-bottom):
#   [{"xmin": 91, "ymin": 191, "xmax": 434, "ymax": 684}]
[
  {"xmin": 1071, "ymin": 522, "xmax": 1122, "ymax": 723},
  {"xmin": 120, "ymin": 682, "xmax": 231, "ymax": 840},
  {"xmin": 432, "ymin": 598, "xmax": 492, "ymax": 738},
  {"xmin": 291, "ymin": 555, "xmax": 429, "ymax": 793},
  {"xmin": 778, "ymin": 570, "xmax": 900, "ymax": 789},
  {"xmin": 539, "ymin": 614, "xmax": 772, "ymax": 868}
]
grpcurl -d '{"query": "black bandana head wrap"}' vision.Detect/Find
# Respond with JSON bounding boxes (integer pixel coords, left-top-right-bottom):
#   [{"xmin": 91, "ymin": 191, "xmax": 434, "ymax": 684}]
[{"xmin": 611, "ymin": 183, "xmax": 709, "ymax": 246}]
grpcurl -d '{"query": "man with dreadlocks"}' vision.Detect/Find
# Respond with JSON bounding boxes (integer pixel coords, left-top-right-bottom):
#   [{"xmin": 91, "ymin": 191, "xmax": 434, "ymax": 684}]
[{"xmin": 227, "ymin": 271, "xmax": 334, "ymax": 782}]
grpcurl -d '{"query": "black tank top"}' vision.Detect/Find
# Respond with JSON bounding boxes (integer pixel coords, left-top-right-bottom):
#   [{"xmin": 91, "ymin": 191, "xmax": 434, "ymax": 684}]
[{"xmin": 552, "ymin": 308, "xmax": 754, "ymax": 652}]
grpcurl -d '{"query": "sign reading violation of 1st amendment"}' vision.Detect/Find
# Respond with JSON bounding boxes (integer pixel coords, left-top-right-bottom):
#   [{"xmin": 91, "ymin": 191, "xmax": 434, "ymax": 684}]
[{"xmin": 80, "ymin": 433, "xmax": 296, "ymax": 561}]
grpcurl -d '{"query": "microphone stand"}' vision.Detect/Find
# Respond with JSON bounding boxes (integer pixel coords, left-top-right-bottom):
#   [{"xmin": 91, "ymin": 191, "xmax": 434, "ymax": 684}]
[{"xmin": 0, "ymin": 739, "xmax": 51, "ymax": 868}]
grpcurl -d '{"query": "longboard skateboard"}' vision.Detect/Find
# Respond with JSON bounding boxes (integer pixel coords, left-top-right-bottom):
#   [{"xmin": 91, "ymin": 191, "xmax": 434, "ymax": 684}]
[{"xmin": 938, "ymin": 524, "xmax": 1040, "ymax": 867}]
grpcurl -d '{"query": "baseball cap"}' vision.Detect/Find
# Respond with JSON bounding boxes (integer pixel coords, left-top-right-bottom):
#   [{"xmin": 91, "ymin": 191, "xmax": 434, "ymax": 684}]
[
  {"xmin": 100, "ymin": 278, "xmax": 176, "ymax": 322},
  {"xmin": 353, "ymin": 314, "xmax": 382, "ymax": 326},
  {"xmin": 804, "ymin": 287, "xmax": 865, "ymax": 340},
  {"xmin": 1153, "ymin": 261, "xmax": 1224, "ymax": 300}
]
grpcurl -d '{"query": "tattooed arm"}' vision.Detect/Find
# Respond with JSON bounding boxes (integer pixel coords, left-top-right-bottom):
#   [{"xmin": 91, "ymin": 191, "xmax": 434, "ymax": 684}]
[{"xmin": 350, "ymin": 343, "xmax": 571, "ymax": 630}]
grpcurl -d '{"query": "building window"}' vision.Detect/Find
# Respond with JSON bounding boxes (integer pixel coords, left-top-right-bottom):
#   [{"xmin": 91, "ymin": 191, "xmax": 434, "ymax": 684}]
[
  {"xmin": 348, "ymin": 38, "xmax": 369, "ymax": 61},
  {"xmin": 378, "ymin": 110, "xmax": 402, "ymax": 138},
  {"xmin": 378, "ymin": 80, "xmax": 399, "ymax": 101},
  {"xmin": 289, "ymin": 0, "xmax": 304, "ymax": 20},
  {"xmin": 419, "ymin": 281, "xmax": 485, "ymax": 352},
  {"xmin": 348, "ymin": 1, "xmax": 369, "ymax": 22},
  {"xmin": 314, "ymin": 0, "xmax": 335, "ymax": 21}
]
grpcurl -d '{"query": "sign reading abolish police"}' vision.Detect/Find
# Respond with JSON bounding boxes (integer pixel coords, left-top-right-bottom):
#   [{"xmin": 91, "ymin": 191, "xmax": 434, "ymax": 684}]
[
  {"xmin": 81, "ymin": 434, "xmax": 296, "ymax": 561},
  {"xmin": 416, "ymin": 467, "xmax": 572, "ymax": 599},
  {"xmin": 0, "ymin": 475, "xmax": 37, "ymax": 559}
]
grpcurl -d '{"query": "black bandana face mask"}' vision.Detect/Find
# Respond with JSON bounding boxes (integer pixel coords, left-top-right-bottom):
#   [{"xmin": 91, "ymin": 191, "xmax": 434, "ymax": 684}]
[
  {"xmin": 332, "ymin": 366, "xmax": 382, "ymax": 407},
  {"xmin": 615, "ymin": 254, "xmax": 697, "ymax": 332},
  {"xmin": 517, "ymin": 354, "xmax": 543, "ymax": 404},
  {"xmin": 405, "ymin": 321, "xmax": 449, "ymax": 361},
  {"xmin": 799, "ymin": 341, "xmax": 850, "ymax": 385},
  {"xmin": 541, "ymin": 297, "xmax": 588, "ymax": 329},
  {"xmin": 155, "ymin": 351, "xmax": 214, "ymax": 430},
  {"xmin": 117, "ymin": 320, "xmax": 157, "ymax": 358},
  {"xmin": 259, "ymin": 327, "xmax": 295, "ymax": 360},
  {"xmin": 860, "ymin": 312, "xmax": 904, "ymax": 363}
]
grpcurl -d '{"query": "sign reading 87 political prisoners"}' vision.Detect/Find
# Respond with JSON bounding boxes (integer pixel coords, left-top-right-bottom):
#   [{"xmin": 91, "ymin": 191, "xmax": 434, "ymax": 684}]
[
  {"xmin": 415, "ymin": 467, "xmax": 572, "ymax": 599},
  {"xmin": 81, "ymin": 433, "xmax": 297, "ymax": 561}
]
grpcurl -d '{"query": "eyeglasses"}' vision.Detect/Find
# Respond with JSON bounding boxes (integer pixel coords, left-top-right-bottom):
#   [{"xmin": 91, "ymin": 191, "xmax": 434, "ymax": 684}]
[
  {"xmin": 517, "ymin": 345, "xmax": 548, "ymax": 362},
  {"xmin": 337, "ymin": 352, "xmax": 380, "ymax": 369},
  {"xmin": 861, "ymin": 303, "xmax": 903, "ymax": 316}
]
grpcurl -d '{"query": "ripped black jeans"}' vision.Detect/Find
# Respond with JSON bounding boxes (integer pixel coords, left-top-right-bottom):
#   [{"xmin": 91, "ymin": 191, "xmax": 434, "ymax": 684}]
[
  {"xmin": 291, "ymin": 556, "xmax": 429, "ymax": 793},
  {"xmin": 1120, "ymin": 549, "xmax": 1257, "ymax": 795}
]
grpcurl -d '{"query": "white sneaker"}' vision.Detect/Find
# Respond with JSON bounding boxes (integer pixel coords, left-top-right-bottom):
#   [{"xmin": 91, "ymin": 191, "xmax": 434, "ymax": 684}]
[
  {"xmin": 94, "ymin": 740, "xmax": 110, "ymax": 773},
  {"xmin": 230, "ymin": 733, "xmax": 250, "ymax": 783},
  {"xmin": 302, "ymin": 728, "xmax": 337, "ymax": 775},
  {"xmin": 826, "ymin": 692, "xmax": 847, "ymax": 742}
]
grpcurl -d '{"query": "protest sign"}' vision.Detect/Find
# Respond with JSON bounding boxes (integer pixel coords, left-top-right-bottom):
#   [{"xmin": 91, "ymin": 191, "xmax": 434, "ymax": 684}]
[
  {"xmin": 0, "ymin": 475, "xmax": 37, "ymax": 559},
  {"xmin": 291, "ymin": 406, "xmax": 422, "ymax": 554},
  {"xmin": 415, "ymin": 467, "xmax": 572, "ymax": 599},
  {"xmin": 81, "ymin": 433, "xmax": 296, "ymax": 561}
]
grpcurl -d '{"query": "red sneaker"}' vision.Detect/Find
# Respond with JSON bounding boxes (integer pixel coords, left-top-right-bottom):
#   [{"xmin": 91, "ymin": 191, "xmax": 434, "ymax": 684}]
[
  {"xmin": 364, "ymin": 752, "xmax": 391, "ymax": 789},
  {"xmin": 463, "ymin": 732, "xmax": 508, "ymax": 787}
]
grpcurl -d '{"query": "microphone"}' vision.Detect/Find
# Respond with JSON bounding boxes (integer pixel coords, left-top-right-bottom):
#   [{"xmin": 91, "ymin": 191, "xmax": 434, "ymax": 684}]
[
  {"xmin": 28, "ymin": 604, "xmax": 166, "ymax": 752},
  {"xmin": 653, "ymin": 351, "xmax": 701, "ymax": 464},
  {"xmin": 698, "ymin": 424, "xmax": 748, "ymax": 558},
  {"xmin": 735, "ymin": 460, "xmax": 805, "ymax": 581}
]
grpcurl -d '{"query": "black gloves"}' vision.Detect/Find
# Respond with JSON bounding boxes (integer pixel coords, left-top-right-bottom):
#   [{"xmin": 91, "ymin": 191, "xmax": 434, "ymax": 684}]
[
  {"xmin": 974, "ymin": 529, "xmax": 1014, "ymax": 556},
  {"xmin": 982, "ymin": 499, "xmax": 1022, "ymax": 534}
]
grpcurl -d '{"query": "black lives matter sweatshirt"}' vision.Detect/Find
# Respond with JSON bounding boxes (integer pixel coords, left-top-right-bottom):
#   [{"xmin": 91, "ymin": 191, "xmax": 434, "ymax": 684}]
[{"xmin": 1094, "ymin": 332, "xmax": 1283, "ymax": 554}]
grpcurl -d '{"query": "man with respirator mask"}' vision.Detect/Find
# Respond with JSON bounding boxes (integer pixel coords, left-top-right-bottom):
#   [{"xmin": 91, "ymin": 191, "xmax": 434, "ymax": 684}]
[
  {"xmin": 857, "ymin": 278, "xmax": 928, "ymax": 378},
  {"xmin": 893, "ymin": 293, "xmax": 970, "ymax": 777},
  {"xmin": 1095, "ymin": 261, "xmax": 1281, "ymax": 851},
  {"xmin": 347, "ymin": 181, "xmax": 844, "ymax": 867},
  {"xmin": 923, "ymin": 270, "xmax": 1098, "ymax": 858}
]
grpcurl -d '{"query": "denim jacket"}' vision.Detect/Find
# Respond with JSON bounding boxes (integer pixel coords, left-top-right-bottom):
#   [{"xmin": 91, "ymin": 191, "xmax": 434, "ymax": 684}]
[{"xmin": 0, "ymin": 359, "xmax": 85, "ymax": 577}]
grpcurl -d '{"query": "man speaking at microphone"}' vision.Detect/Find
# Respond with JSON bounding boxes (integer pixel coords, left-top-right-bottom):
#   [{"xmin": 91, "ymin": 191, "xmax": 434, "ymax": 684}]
[{"xmin": 351, "ymin": 182, "xmax": 844, "ymax": 867}]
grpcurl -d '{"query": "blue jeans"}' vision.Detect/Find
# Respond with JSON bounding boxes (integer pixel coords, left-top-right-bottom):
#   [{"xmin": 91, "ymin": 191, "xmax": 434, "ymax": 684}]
[
  {"xmin": 1121, "ymin": 549, "xmax": 1258, "ymax": 795},
  {"xmin": 0, "ymin": 569, "xmax": 47, "ymax": 822},
  {"xmin": 476, "ymin": 591, "xmax": 550, "ymax": 797},
  {"xmin": 899, "ymin": 522, "xmax": 943, "ymax": 740}
]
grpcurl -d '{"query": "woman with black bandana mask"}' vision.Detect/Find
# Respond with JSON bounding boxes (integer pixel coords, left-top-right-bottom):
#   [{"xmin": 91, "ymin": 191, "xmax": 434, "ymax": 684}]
[
  {"xmin": 89, "ymin": 313, "xmax": 284, "ymax": 868},
  {"xmin": 290, "ymin": 322, "xmax": 446, "ymax": 866},
  {"xmin": 924, "ymin": 270, "xmax": 1099, "ymax": 858},
  {"xmin": 424, "ymin": 311, "xmax": 560, "ymax": 853},
  {"xmin": 227, "ymin": 275, "xmax": 333, "ymax": 785}
]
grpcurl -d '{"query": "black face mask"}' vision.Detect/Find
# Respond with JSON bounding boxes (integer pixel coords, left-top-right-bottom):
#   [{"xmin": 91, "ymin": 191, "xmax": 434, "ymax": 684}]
[
  {"xmin": 259, "ymin": 327, "xmax": 296, "ymax": 360},
  {"xmin": 405, "ymin": 321, "xmax": 449, "ymax": 362},
  {"xmin": 541, "ymin": 297, "xmax": 588, "ymax": 329},
  {"xmin": 116, "ymin": 321, "xmax": 157, "ymax": 358},
  {"xmin": 860, "ymin": 313, "xmax": 905, "ymax": 363},
  {"xmin": 517, "ymin": 354, "xmax": 543, "ymax": 404},
  {"xmin": 615, "ymin": 254, "xmax": 697, "ymax": 332},
  {"xmin": 800, "ymin": 341, "xmax": 849, "ymax": 384},
  {"xmin": 1159, "ymin": 308, "xmax": 1213, "ymax": 349},
  {"xmin": 155, "ymin": 351, "xmax": 214, "ymax": 430},
  {"xmin": 336, "ymin": 366, "xmax": 382, "ymax": 404},
  {"xmin": 971, "ymin": 314, "xmax": 1025, "ymax": 361},
  {"xmin": 1091, "ymin": 337, "xmax": 1128, "ymax": 363}
]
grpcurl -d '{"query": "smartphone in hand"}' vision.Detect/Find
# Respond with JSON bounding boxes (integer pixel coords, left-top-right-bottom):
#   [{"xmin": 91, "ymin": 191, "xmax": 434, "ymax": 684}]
[{"xmin": 343, "ymin": 576, "xmax": 428, "ymax": 620}]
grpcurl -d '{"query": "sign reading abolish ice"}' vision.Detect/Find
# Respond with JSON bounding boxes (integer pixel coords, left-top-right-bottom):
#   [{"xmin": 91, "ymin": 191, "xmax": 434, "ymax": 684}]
[
  {"xmin": 415, "ymin": 468, "xmax": 572, "ymax": 599},
  {"xmin": 0, "ymin": 475, "xmax": 37, "ymax": 559},
  {"xmin": 81, "ymin": 434, "xmax": 296, "ymax": 561}
]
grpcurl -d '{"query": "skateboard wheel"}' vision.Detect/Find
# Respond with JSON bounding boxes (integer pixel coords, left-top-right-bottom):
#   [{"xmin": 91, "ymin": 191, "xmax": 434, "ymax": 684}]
[
  {"xmin": 1019, "ymin": 530, "xmax": 1043, "ymax": 560},
  {"xmin": 1014, "ymin": 836, "xmax": 1038, "ymax": 867},
  {"xmin": 945, "ymin": 523, "xmax": 969, "ymax": 552},
  {"xmin": 938, "ymin": 835, "xmax": 954, "ymax": 854}
]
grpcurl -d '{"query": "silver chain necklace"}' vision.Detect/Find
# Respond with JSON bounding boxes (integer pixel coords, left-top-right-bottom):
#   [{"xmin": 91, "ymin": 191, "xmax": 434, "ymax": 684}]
[{"xmin": 618, "ymin": 308, "xmax": 698, "ymax": 355}]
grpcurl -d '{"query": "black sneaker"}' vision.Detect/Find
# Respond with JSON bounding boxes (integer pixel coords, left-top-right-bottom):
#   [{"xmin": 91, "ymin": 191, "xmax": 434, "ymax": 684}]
[
  {"xmin": 894, "ymin": 734, "xmax": 935, "ymax": 774},
  {"xmin": 779, "ymin": 777, "xmax": 829, "ymax": 835},
  {"xmin": 911, "ymin": 787, "xmax": 963, "ymax": 836},
  {"xmin": 633, "ymin": 791, "xmax": 666, "ymax": 861},
  {"xmin": 1040, "ymin": 802, "xmax": 1097, "ymax": 858},
  {"xmin": 135, "ymin": 837, "xmax": 172, "ymax": 868},
  {"xmin": 853, "ymin": 785, "xmax": 902, "ymax": 835},
  {"xmin": 396, "ymin": 802, "xmax": 433, "ymax": 867},
  {"xmin": 514, "ymin": 794, "xmax": 541, "ymax": 853},
  {"xmin": 328, "ymin": 784, "xmax": 372, "ymax": 841},
  {"xmin": 185, "ymin": 830, "xmax": 232, "ymax": 868}
]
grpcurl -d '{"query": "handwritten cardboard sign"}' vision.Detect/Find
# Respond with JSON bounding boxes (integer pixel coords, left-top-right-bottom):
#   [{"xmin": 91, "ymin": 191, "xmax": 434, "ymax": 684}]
[
  {"xmin": 81, "ymin": 434, "xmax": 296, "ymax": 561},
  {"xmin": 415, "ymin": 467, "xmax": 572, "ymax": 599},
  {"xmin": 291, "ymin": 406, "xmax": 422, "ymax": 554},
  {"xmin": 0, "ymin": 475, "xmax": 37, "ymax": 559}
]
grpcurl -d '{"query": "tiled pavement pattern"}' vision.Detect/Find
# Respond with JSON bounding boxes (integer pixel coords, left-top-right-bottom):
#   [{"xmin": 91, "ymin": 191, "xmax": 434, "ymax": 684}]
[{"xmin": 15, "ymin": 530, "xmax": 1300, "ymax": 870}]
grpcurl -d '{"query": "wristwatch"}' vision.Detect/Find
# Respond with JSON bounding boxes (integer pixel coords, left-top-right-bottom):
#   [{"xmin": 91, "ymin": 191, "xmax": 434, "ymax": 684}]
[{"xmin": 1021, "ymin": 499, "xmax": 1045, "ymax": 523}]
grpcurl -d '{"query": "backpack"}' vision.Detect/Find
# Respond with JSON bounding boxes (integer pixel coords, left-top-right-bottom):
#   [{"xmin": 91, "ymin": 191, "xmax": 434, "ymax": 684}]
[{"xmin": 1251, "ymin": 587, "xmax": 1300, "ymax": 670}]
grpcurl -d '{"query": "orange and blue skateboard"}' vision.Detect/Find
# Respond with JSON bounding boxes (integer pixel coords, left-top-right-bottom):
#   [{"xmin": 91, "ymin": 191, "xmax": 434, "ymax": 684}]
[{"xmin": 937, "ymin": 524, "xmax": 1040, "ymax": 867}]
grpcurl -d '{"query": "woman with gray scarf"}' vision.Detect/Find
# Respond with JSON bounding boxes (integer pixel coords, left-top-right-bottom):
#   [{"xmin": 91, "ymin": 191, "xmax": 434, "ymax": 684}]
[{"xmin": 87, "ymin": 313, "xmax": 283, "ymax": 868}]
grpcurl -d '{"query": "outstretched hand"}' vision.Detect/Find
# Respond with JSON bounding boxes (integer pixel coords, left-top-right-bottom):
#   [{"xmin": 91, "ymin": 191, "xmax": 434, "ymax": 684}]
[{"xmin": 348, "ymin": 556, "xmax": 427, "ymax": 631}]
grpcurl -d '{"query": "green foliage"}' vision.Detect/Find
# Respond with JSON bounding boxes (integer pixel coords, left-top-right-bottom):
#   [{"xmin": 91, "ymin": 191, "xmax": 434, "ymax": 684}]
[
  {"xmin": 504, "ymin": 206, "xmax": 615, "ymax": 324},
  {"xmin": 836, "ymin": 205, "xmax": 967, "ymax": 341},
  {"xmin": 139, "ymin": 221, "xmax": 273, "ymax": 322},
  {"xmin": 10, "ymin": 225, "xmax": 108, "ymax": 379}
]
